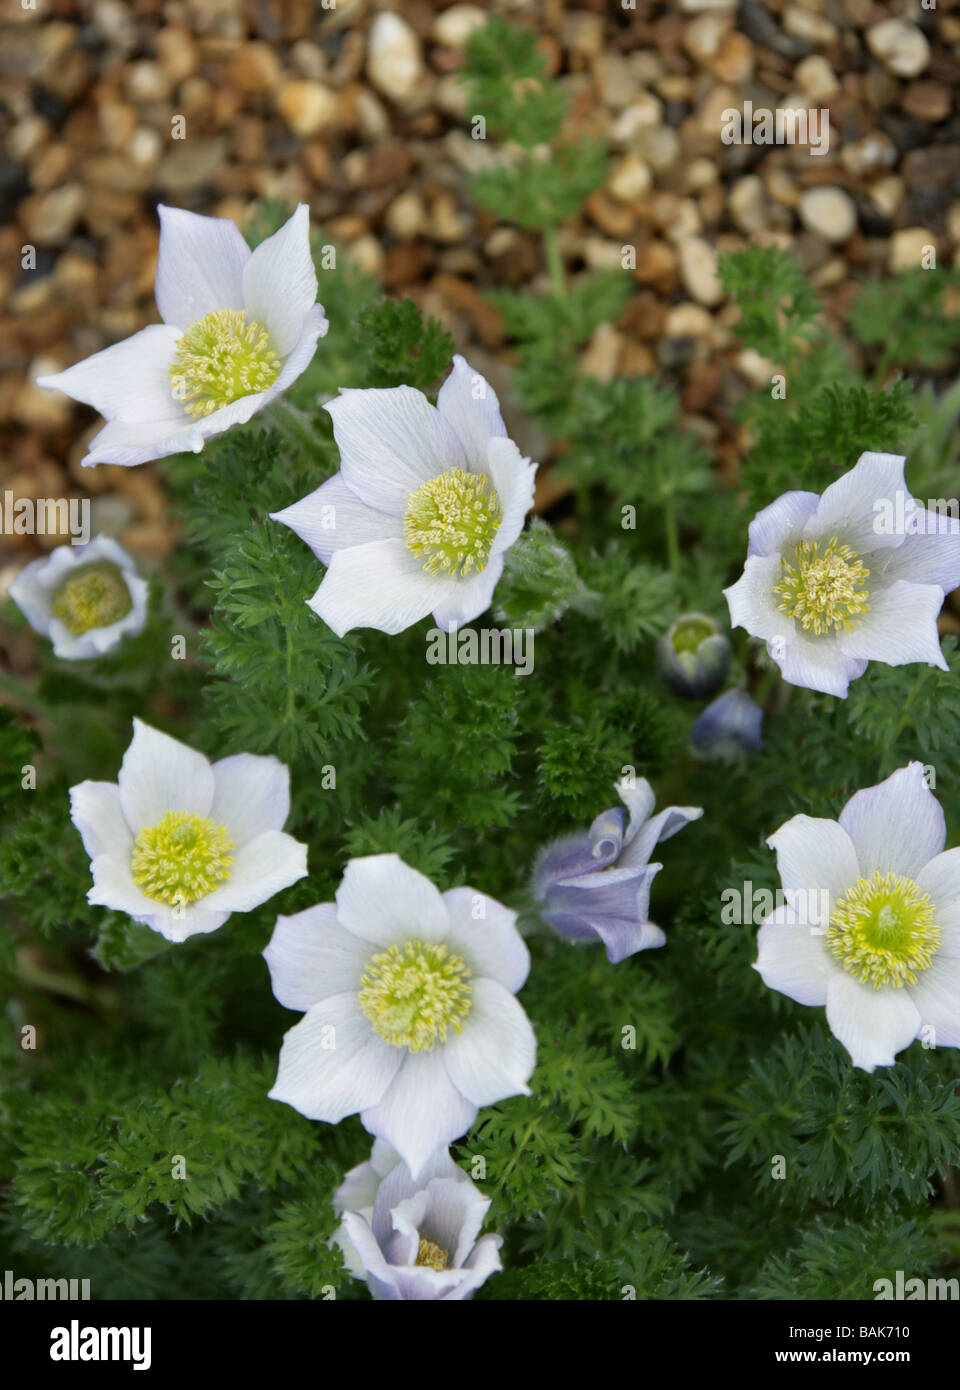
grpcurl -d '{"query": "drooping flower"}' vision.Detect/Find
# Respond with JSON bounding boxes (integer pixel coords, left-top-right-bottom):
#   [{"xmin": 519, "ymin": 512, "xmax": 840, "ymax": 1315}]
[
  {"xmin": 9, "ymin": 536, "xmax": 148, "ymax": 660},
  {"xmin": 690, "ymin": 687, "xmax": 764, "ymax": 759},
  {"xmin": 723, "ymin": 451, "xmax": 960, "ymax": 697},
  {"xmin": 333, "ymin": 1143, "xmax": 502, "ymax": 1300},
  {"xmin": 263, "ymin": 853, "xmax": 537, "ymax": 1177},
  {"xmin": 534, "ymin": 775, "xmax": 702, "ymax": 963},
  {"xmin": 37, "ymin": 205, "xmax": 327, "ymax": 467},
  {"xmin": 70, "ymin": 719, "xmax": 307, "ymax": 942},
  {"xmin": 656, "ymin": 612, "xmax": 731, "ymax": 699},
  {"xmin": 270, "ymin": 355, "xmax": 537, "ymax": 635},
  {"xmin": 755, "ymin": 762, "xmax": 960, "ymax": 1071}
]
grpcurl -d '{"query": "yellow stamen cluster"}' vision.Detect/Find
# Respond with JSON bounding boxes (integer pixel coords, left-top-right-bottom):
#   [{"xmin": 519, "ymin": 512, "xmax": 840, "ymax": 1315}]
[
  {"xmin": 131, "ymin": 810, "xmax": 234, "ymax": 906},
  {"xmin": 358, "ymin": 939, "xmax": 473, "ymax": 1052},
  {"xmin": 403, "ymin": 468, "xmax": 501, "ymax": 578},
  {"xmin": 774, "ymin": 537, "xmax": 870, "ymax": 635},
  {"xmin": 827, "ymin": 870, "xmax": 940, "ymax": 989},
  {"xmin": 169, "ymin": 309, "xmax": 280, "ymax": 418},
  {"xmin": 415, "ymin": 1239, "xmax": 450, "ymax": 1271},
  {"xmin": 51, "ymin": 563, "xmax": 132, "ymax": 635}
]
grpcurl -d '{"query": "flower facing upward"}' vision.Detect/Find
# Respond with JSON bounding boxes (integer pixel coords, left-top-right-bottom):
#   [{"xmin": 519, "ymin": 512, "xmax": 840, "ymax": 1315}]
[
  {"xmin": 263, "ymin": 853, "xmax": 537, "ymax": 1178},
  {"xmin": 333, "ymin": 1144, "xmax": 502, "ymax": 1301},
  {"xmin": 9, "ymin": 536, "xmax": 148, "ymax": 660},
  {"xmin": 755, "ymin": 763, "xmax": 960, "ymax": 1071},
  {"xmin": 270, "ymin": 355, "xmax": 538, "ymax": 635},
  {"xmin": 534, "ymin": 776, "xmax": 703, "ymax": 964},
  {"xmin": 37, "ymin": 205, "xmax": 328, "ymax": 467},
  {"xmin": 723, "ymin": 451, "xmax": 960, "ymax": 697},
  {"xmin": 70, "ymin": 720, "xmax": 308, "ymax": 942}
]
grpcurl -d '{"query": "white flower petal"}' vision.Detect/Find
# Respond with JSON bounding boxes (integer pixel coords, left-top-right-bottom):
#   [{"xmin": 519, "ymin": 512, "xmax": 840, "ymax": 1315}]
[
  {"xmin": 324, "ymin": 387, "xmax": 466, "ymax": 514},
  {"xmin": 775, "ymin": 628, "xmax": 866, "ymax": 698},
  {"xmin": 36, "ymin": 325, "xmax": 183, "ymax": 423},
  {"xmin": 839, "ymin": 762, "xmax": 945, "ymax": 878},
  {"xmin": 242, "ymin": 204, "xmax": 318, "ymax": 357},
  {"xmin": 361, "ymin": 1048, "xmax": 478, "ymax": 1179},
  {"xmin": 487, "ymin": 436, "xmax": 537, "ymax": 558},
  {"xmin": 423, "ymin": 1175, "xmax": 489, "ymax": 1266},
  {"xmin": 874, "ymin": 513, "xmax": 960, "ymax": 594},
  {"xmin": 747, "ymin": 490, "xmax": 819, "ymax": 557},
  {"xmin": 338, "ymin": 1211, "xmax": 399, "ymax": 1294},
  {"xmin": 308, "ymin": 538, "xmax": 440, "ymax": 637},
  {"xmin": 77, "ymin": 415, "xmax": 207, "ymax": 468},
  {"xmin": 442, "ymin": 887, "xmax": 530, "ymax": 993},
  {"xmin": 754, "ymin": 905, "xmax": 836, "ymax": 1006},
  {"xmin": 429, "ymin": 555, "xmax": 503, "ymax": 632},
  {"xmin": 264, "ymin": 903, "xmax": 369, "ymax": 1011},
  {"xmin": 200, "ymin": 830, "xmax": 306, "ymax": 913},
  {"xmin": 825, "ymin": 972, "xmax": 921, "ymax": 1071},
  {"xmin": 210, "ymin": 752, "xmax": 290, "ymax": 845},
  {"xmin": 270, "ymin": 472, "xmax": 401, "ymax": 566},
  {"xmin": 837, "ymin": 580, "xmax": 946, "ymax": 669},
  {"xmin": 805, "ymin": 450, "xmax": 908, "ymax": 553},
  {"xmin": 908, "ymin": 956, "xmax": 960, "ymax": 1048},
  {"xmin": 154, "ymin": 204, "xmax": 250, "ymax": 329},
  {"xmin": 457, "ymin": 1234, "xmax": 503, "ymax": 1297},
  {"xmin": 335, "ymin": 854, "xmax": 450, "ymax": 948},
  {"xmin": 269, "ymin": 992, "xmax": 402, "ymax": 1123},
  {"xmin": 443, "ymin": 978, "xmax": 536, "ymax": 1107},
  {"xmin": 87, "ymin": 853, "xmax": 229, "ymax": 941},
  {"xmin": 723, "ymin": 553, "xmax": 787, "ymax": 642},
  {"xmin": 70, "ymin": 781, "xmax": 133, "ymax": 859},
  {"xmin": 916, "ymin": 849, "xmax": 960, "ymax": 957},
  {"xmin": 437, "ymin": 355, "xmax": 507, "ymax": 471},
  {"xmin": 766, "ymin": 814, "xmax": 859, "ymax": 901},
  {"xmin": 8, "ymin": 557, "xmax": 55, "ymax": 632},
  {"xmin": 117, "ymin": 718, "xmax": 215, "ymax": 830}
]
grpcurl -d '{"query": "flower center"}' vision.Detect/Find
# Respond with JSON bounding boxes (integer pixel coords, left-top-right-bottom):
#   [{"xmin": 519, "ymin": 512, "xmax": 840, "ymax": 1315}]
[
  {"xmin": 774, "ymin": 537, "xmax": 870, "ymax": 635},
  {"xmin": 827, "ymin": 871, "xmax": 940, "ymax": 988},
  {"xmin": 51, "ymin": 563, "xmax": 132, "ymax": 635},
  {"xmin": 415, "ymin": 1239, "xmax": 450, "ymax": 1271},
  {"xmin": 358, "ymin": 939, "xmax": 473, "ymax": 1052},
  {"xmin": 131, "ymin": 810, "xmax": 234, "ymax": 906},
  {"xmin": 169, "ymin": 309, "xmax": 281, "ymax": 418},
  {"xmin": 403, "ymin": 468, "xmax": 502, "ymax": 578}
]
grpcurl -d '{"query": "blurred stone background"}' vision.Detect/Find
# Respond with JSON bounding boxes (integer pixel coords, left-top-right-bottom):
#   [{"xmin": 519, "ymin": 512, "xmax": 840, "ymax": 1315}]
[{"xmin": 1, "ymin": 0, "xmax": 958, "ymax": 579}]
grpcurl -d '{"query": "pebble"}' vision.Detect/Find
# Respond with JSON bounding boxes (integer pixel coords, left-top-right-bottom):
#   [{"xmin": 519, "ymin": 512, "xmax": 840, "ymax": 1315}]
[
  {"xmin": 794, "ymin": 55, "xmax": 839, "ymax": 99},
  {"xmin": 592, "ymin": 54, "xmax": 638, "ymax": 109},
  {"xmin": 729, "ymin": 175, "xmax": 769, "ymax": 234},
  {"xmin": 783, "ymin": 7, "xmax": 837, "ymax": 44},
  {"xmin": 367, "ymin": 13, "xmax": 424, "ymax": 104},
  {"xmin": 20, "ymin": 185, "xmax": 85, "ymax": 245},
  {"xmin": 579, "ymin": 323, "xmax": 623, "ymax": 382},
  {"xmin": 683, "ymin": 14, "xmax": 732, "ymax": 65},
  {"xmin": 432, "ymin": 5, "xmax": 487, "ymax": 49},
  {"xmin": 869, "ymin": 176, "xmax": 904, "ymax": 219},
  {"xmin": 901, "ymin": 81, "xmax": 951, "ymax": 123},
  {"xmin": 712, "ymin": 34, "xmax": 755, "ymax": 84},
  {"xmin": 799, "ymin": 186, "xmax": 857, "ymax": 244},
  {"xmin": 609, "ymin": 94, "xmax": 663, "ymax": 144},
  {"xmin": 867, "ymin": 20, "xmax": 931, "ymax": 80},
  {"xmin": 607, "ymin": 153, "xmax": 653, "ymax": 203},
  {"xmin": 276, "ymin": 80, "xmax": 339, "ymax": 136},
  {"xmin": 385, "ymin": 191, "xmax": 427, "ymax": 239},
  {"xmin": 678, "ymin": 236, "xmax": 724, "ymax": 306},
  {"xmin": 889, "ymin": 227, "xmax": 937, "ymax": 272}
]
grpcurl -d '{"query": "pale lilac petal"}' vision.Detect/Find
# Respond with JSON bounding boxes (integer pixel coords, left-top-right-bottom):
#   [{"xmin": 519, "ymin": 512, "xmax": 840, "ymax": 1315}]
[
  {"xmin": 442, "ymin": 886, "xmax": 530, "ymax": 993},
  {"xmin": 270, "ymin": 473, "xmax": 401, "ymax": 566},
  {"xmin": 754, "ymin": 904, "xmax": 836, "ymax": 1006},
  {"xmin": 429, "ymin": 555, "xmax": 503, "ymax": 631},
  {"xmin": 825, "ymin": 973, "xmax": 921, "ymax": 1071},
  {"xmin": 724, "ymin": 553, "xmax": 787, "ymax": 642},
  {"xmin": 325, "ymin": 387, "xmax": 466, "ymax": 514},
  {"xmin": 874, "ymin": 510, "xmax": 960, "ymax": 594},
  {"xmin": 837, "ymin": 580, "xmax": 946, "ymax": 669},
  {"xmin": 361, "ymin": 1049, "xmax": 478, "ymax": 1179},
  {"xmin": 308, "ymin": 538, "xmax": 440, "ymax": 636},
  {"xmin": 339, "ymin": 1211, "xmax": 399, "ymax": 1295},
  {"xmin": 776, "ymin": 629, "xmax": 866, "ymax": 698},
  {"xmin": 264, "ymin": 904, "xmax": 369, "ymax": 1011},
  {"xmin": 620, "ymin": 803, "xmax": 702, "ymax": 871},
  {"xmin": 767, "ymin": 814, "xmax": 859, "ymax": 900},
  {"xmin": 443, "ymin": 978, "xmax": 536, "ymax": 1107},
  {"xmin": 805, "ymin": 450, "xmax": 908, "ymax": 553},
  {"xmin": 117, "ymin": 718, "xmax": 214, "ymax": 829},
  {"xmin": 747, "ymin": 490, "xmax": 819, "ymax": 557},
  {"xmin": 486, "ymin": 437, "xmax": 537, "ymax": 558},
  {"xmin": 436, "ymin": 354, "xmax": 507, "ymax": 472},
  {"xmin": 269, "ymin": 992, "xmax": 402, "ymax": 1123},
  {"xmin": 70, "ymin": 781, "xmax": 133, "ymax": 859},
  {"xmin": 154, "ymin": 204, "xmax": 249, "ymax": 329},
  {"xmin": 241, "ymin": 204, "xmax": 318, "ymax": 356},
  {"xmin": 335, "ymin": 853, "xmax": 450, "ymax": 948},
  {"xmin": 839, "ymin": 763, "xmax": 945, "ymax": 878},
  {"xmin": 210, "ymin": 753, "xmax": 290, "ymax": 845},
  {"xmin": 36, "ymin": 325, "xmax": 183, "ymax": 423},
  {"xmin": 199, "ymin": 830, "xmax": 306, "ymax": 912}
]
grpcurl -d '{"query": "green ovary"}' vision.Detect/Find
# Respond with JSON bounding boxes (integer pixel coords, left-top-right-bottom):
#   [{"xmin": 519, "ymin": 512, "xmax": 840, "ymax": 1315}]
[
  {"xmin": 358, "ymin": 939, "xmax": 473, "ymax": 1051},
  {"xmin": 169, "ymin": 309, "xmax": 280, "ymax": 418},
  {"xmin": 827, "ymin": 871, "xmax": 940, "ymax": 988},
  {"xmin": 774, "ymin": 537, "xmax": 870, "ymax": 636},
  {"xmin": 403, "ymin": 468, "xmax": 501, "ymax": 578},
  {"xmin": 131, "ymin": 810, "xmax": 234, "ymax": 906},
  {"xmin": 51, "ymin": 563, "xmax": 132, "ymax": 635}
]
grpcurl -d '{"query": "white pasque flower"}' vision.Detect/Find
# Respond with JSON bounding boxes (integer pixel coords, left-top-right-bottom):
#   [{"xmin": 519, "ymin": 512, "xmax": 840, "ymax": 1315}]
[
  {"xmin": 755, "ymin": 763, "xmax": 960, "ymax": 1072},
  {"xmin": 333, "ymin": 1143, "xmax": 502, "ymax": 1301},
  {"xmin": 70, "ymin": 719, "xmax": 308, "ymax": 942},
  {"xmin": 37, "ymin": 205, "xmax": 328, "ymax": 467},
  {"xmin": 270, "ymin": 354, "xmax": 537, "ymax": 635},
  {"xmin": 9, "ymin": 536, "xmax": 148, "ymax": 659},
  {"xmin": 264, "ymin": 853, "xmax": 537, "ymax": 1177},
  {"xmin": 723, "ymin": 451, "xmax": 960, "ymax": 697}
]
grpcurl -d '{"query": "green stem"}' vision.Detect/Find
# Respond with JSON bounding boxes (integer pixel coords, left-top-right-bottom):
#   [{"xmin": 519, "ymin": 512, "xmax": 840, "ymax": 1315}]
[
  {"xmin": 663, "ymin": 497, "xmax": 680, "ymax": 578},
  {"xmin": 543, "ymin": 225, "xmax": 567, "ymax": 299}
]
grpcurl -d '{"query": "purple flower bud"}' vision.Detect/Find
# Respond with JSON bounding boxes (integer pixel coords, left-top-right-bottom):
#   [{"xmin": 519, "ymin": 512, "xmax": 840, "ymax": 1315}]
[
  {"xmin": 656, "ymin": 612, "xmax": 731, "ymax": 699},
  {"xmin": 691, "ymin": 688, "xmax": 764, "ymax": 759}
]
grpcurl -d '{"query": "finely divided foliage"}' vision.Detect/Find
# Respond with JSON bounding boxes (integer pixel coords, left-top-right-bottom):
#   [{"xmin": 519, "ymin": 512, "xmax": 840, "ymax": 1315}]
[{"xmin": 2, "ymin": 19, "xmax": 960, "ymax": 1304}]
